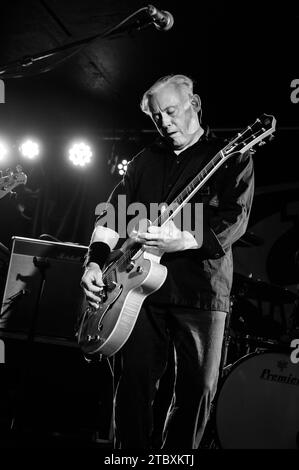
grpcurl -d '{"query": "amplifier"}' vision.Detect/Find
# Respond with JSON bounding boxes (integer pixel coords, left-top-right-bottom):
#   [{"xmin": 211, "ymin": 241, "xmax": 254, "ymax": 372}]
[{"xmin": 0, "ymin": 236, "xmax": 87, "ymax": 346}]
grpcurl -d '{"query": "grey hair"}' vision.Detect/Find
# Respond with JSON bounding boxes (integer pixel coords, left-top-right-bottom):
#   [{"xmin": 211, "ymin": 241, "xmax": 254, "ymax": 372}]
[{"xmin": 140, "ymin": 74, "xmax": 195, "ymax": 115}]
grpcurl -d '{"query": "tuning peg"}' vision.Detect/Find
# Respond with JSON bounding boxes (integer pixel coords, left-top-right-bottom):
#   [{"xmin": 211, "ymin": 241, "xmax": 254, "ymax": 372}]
[
  {"xmin": 258, "ymin": 141, "xmax": 266, "ymax": 146},
  {"xmin": 269, "ymin": 135, "xmax": 275, "ymax": 141}
]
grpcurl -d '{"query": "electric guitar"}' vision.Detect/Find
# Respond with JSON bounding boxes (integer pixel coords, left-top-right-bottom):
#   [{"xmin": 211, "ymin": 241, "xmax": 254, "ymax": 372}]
[
  {"xmin": 0, "ymin": 165, "xmax": 27, "ymax": 200},
  {"xmin": 77, "ymin": 113, "xmax": 276, "ymax": 358}
]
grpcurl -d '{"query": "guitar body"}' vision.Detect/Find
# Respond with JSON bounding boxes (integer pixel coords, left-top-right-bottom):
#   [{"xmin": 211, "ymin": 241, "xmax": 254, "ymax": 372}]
[{"xmin": 77, "ymin": 249, "xmax": 167, "ymax": 358}]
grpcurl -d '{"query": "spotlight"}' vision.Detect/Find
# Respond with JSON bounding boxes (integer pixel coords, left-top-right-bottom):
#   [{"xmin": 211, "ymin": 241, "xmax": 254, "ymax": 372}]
[
  {"xmin": 19, "ymin": 139, "xmax": 40, "ymax": 159},
  {"xmin": 117, "ymin": 159, "xmax": 128, "ymax": 176},
  {"xmin": 68, "ymin": 142, "xmax": 92, "ymax": 167},
  {"xmin": 0, "ymin": 140, "xmax": 8, "ymax": 162}
]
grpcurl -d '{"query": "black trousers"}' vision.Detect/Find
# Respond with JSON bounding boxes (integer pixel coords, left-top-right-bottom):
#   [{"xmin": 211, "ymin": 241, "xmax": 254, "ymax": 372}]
[{"xmin": 113, "ymin": 301, "xmax": 226, "ymax": 449}]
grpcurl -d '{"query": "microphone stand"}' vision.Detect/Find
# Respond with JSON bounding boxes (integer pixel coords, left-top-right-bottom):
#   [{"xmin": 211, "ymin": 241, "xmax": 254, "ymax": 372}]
[
  {"xmin": 10, "ymin": 256, "xmax": 50, "ymax": 436},
  {"xmin": 0, "ymin": 6, "xmax": 152, "ymax": 77}
]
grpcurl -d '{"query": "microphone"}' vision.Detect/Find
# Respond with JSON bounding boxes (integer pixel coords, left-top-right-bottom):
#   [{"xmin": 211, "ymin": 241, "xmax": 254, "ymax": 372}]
[{"xmin": 147, "ymin": 5, "xmax": 174, "ymax": 31}]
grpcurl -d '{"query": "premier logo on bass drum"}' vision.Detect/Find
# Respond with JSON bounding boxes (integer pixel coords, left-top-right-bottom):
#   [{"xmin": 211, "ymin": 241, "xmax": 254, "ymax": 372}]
[{"xmin": 260, "ymin": 368, "xmax": 299, "ymax": 386}]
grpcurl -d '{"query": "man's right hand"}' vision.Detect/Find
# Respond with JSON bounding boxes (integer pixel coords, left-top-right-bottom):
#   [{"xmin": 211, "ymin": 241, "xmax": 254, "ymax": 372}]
[{"xmin": 80, "ymin": 262, "xmax": 105, "ymax": 308}]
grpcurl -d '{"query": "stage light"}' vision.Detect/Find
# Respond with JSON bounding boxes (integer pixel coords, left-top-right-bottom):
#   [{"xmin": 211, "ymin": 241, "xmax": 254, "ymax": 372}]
[
  {"xmin": 0, "ymin": 141, "xmax": 8, "ymax": 162},
  {"xmin": 19, "ymin": 139, "xmax": 40, "ymax": 159},
  {"xmin": 68, "ymin": 142, "xmax": 92, "ymax": 167},
  {"xmin": 117, "ymin": 159, "xmax": 128, "ymax": 176}
]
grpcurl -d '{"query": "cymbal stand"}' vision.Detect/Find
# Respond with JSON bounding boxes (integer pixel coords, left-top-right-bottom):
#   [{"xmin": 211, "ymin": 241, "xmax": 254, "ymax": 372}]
[{"xmin": 219, "ymin": 300, "xmax": 233, "ymax": 378}]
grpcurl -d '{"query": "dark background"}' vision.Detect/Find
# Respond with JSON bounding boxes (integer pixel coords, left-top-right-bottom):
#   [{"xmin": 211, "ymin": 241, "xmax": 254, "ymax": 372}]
[{"xmin": 0, "ymin": 1, "xmax": 298, "ymax": 447}]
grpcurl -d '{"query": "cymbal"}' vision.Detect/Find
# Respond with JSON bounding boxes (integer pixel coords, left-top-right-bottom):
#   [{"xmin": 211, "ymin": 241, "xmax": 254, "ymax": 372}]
[
  {"xmin": 232, "ymin": 272, "xmax": 298, "ymax": 303},
  {"xmin": 234, "ymin": 231, "xmax": 264, "ymax": 248}
]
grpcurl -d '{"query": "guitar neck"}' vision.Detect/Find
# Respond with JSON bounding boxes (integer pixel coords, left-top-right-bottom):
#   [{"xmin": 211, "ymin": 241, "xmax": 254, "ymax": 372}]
[
  {"xmin": 0, "ymin": 167, "xmax": 27, "ymax": 200},
  {"xmin": 154, "ymin": 148, "xmax": 226, "ymax": 227}
]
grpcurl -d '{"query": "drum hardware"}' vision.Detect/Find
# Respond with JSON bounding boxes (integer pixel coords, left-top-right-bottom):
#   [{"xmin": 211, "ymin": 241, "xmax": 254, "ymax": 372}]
[
  {"xmin": 287, "ymin": 290, "xmax": 299, "ymax": 340},
  {"xmin": 230, "ymin": 273, "xmax": 299, "ymax": 358},
  {"xmin": 219, "ymin": 308, "xmax": 232, "ymax": 377},
  {"xmin": 226, "ymin": 294, "xmax": 265, "ymax": 364},
  {"xmin": 221, "ymin": 363, "xmax": 233, "ymax": 378},
  {"xmin": 232, "ymin": 272, "xmax": 299, "ymax": 304},
  {"xmin": 234, "ymin": 231, "xmax": 264, "ymax": 248},
  {"xmin": 235, "ymin": 333, "xmax": 280, "ymax": 355}
]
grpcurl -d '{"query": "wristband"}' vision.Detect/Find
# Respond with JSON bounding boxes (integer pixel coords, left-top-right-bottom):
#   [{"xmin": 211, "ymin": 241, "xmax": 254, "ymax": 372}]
[{"xmin": 84, "ymin": 241, "xmax": 111, "ymax": 269}]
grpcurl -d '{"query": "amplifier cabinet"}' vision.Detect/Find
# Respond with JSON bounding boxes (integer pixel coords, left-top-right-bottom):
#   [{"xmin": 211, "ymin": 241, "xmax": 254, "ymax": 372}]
[{"xmin": 0, "ymin": 237, "xmax": 87, "ymax": 345}]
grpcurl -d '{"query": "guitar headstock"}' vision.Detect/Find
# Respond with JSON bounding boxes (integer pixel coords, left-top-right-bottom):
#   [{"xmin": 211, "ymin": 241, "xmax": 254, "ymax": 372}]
[
  {"xmin": 0, "ymin": 165, "xmax": 27, "ymax": 200},
  {"xmin": 223, "ymin": 113, "xmax": 277, "ymax": 158}
]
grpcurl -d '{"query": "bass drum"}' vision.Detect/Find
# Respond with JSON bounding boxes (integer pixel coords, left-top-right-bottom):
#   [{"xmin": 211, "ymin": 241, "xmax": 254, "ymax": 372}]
[{"xmin": 216, "ymin": 350, "xmax": 299, "ymax": 449}]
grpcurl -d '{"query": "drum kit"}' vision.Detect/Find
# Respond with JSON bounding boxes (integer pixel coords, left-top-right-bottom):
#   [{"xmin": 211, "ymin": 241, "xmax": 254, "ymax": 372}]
[{"xmin": 211, "ymin": 232, "xmax": 299, "ymax": 449}]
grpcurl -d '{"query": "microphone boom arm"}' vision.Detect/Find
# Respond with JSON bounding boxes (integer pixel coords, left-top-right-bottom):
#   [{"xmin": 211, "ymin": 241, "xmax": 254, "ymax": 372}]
[{"xmin": 0, "ymin": 6, "xmax": 160, "ymax": 76}]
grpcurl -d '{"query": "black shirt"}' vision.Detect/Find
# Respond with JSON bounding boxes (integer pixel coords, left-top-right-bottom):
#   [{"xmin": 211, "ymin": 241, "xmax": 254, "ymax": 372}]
[{"xmin": 96, "ymin": 132, "xmax": 254, "ymax": 312}]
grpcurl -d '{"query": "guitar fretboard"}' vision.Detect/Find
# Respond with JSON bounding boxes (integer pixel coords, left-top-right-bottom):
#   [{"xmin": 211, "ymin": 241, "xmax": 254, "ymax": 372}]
[{"xmin": 155, "ymin": 150, "xmax": 224, "ymax": 228}]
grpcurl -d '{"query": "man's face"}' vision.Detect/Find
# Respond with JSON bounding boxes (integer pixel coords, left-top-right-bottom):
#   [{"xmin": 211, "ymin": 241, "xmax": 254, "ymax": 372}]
[{"xmin": 148, "ymin": 83, "xmax": 200, "ymax": 150}]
